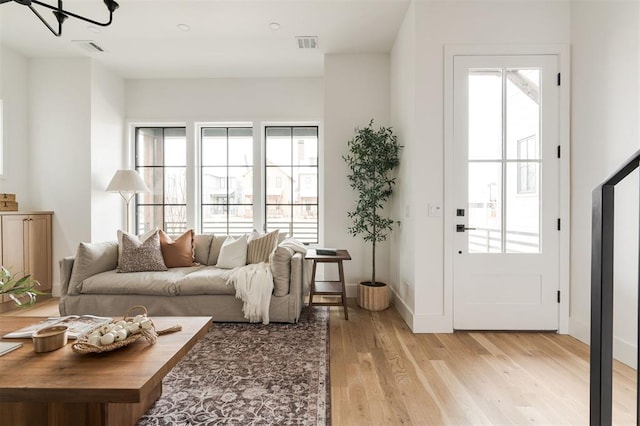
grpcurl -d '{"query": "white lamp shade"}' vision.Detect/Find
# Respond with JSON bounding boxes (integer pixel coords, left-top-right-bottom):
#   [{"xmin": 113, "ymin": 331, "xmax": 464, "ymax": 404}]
[{"xmin": 106, "ymin": 170, "xmax": 150, "ymax": 193}]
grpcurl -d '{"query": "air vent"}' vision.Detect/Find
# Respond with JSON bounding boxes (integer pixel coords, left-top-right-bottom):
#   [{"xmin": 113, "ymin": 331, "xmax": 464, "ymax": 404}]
[
  {"xmin": 295, "ymin": 36, "xmax": 318, "ymax": 49},
  {"xmin": 71, "ymin": 40, "xmax": 105, "ymax": 53}
]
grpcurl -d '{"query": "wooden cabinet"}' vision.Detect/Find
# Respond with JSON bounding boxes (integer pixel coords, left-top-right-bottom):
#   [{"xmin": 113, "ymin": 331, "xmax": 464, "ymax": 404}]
[{"xmin": 0, "ymin": 212, "xmax": 53, "ymax": 303}]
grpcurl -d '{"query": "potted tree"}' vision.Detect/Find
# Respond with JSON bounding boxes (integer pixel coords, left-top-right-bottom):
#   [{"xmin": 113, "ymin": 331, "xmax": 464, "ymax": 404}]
[{"xmin": 343, "ymin": 119, "xmax": 401, "ymax": 311}]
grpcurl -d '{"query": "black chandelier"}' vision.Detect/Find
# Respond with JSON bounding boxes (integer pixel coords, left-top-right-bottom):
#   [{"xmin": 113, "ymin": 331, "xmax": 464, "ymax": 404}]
[{"xmin": 0, "ymin": 0, "xmax": 119, "ymax": 37}]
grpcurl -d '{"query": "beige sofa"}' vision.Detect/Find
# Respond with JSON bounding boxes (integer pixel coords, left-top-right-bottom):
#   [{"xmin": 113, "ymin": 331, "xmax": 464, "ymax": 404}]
[{"xmin": 58, "ymin": 234, "xmax": 312, "ymax": 323}]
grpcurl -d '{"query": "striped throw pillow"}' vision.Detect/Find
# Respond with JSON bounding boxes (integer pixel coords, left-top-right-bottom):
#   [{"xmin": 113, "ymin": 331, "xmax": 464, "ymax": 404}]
[{"xmin": 246, "ymin": 230, "xmax": 279, "ymax": 264}]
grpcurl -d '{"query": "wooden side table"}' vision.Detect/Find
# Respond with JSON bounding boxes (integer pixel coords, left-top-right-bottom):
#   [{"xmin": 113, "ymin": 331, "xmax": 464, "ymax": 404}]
[{"xmin": 305, "ymin": 249, "xmax": 351, "ymax": 320}]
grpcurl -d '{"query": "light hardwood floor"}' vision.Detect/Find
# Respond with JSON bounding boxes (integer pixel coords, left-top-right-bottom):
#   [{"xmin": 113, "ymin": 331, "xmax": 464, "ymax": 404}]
[{"xmin": 2, "ymin": 298, "xmax": 636, "ymax": 425}]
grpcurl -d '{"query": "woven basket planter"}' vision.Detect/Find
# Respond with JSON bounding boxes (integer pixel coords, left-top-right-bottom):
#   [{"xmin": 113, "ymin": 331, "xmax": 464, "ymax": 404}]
[{"xmin": 357, "ymin": 282, "xmax": 389, "ymax": 311}]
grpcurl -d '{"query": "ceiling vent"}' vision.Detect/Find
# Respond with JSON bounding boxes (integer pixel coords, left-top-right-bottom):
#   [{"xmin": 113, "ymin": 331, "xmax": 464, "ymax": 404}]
[
  {"xmin": 71, "ymin": 40, "xmax": 105, "ymax": 53},
  {"xmin": 295, "ymin": 36, "xmax": 318, "ymax": 49}
]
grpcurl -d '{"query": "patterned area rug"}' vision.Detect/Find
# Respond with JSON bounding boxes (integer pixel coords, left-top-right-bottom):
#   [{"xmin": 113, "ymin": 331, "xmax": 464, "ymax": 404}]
[{"xmin": 137, "ymin": 307, "xmax": 330, "ymax": 426}]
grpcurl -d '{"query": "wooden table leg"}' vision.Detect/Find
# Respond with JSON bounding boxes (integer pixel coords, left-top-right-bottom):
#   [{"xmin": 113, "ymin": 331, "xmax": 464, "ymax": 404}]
[{"xmin": 338, "ymin": 260, "xmax": 348, "ymax": 320}]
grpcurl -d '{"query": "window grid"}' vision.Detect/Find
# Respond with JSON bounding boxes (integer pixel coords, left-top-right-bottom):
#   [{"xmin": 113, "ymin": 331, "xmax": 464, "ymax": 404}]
[
  {"xmin": 135, "ymin": 127, "xmax": 187, "ymax": 235},
  {"xmin": 200, "ymin": 126, "xmax": 253, "ymax": 236},
  {"xmin": 265, "ymin": 126, "xmax": 319, "ymax": 244}
]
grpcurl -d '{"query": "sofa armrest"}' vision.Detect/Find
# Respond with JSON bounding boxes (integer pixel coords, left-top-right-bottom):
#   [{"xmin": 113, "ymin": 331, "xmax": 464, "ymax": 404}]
[
  {"xmin": 288, "ymin": 252, "xmax": 313, "ymax": 320},
  {"xmin": 59, "ymin": 256, "xmax": 75, "ymax": 296}
]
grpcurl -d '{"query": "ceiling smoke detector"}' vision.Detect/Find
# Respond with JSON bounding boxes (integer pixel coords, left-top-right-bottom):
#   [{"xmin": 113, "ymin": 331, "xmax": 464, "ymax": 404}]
[
  {"xmin": 72, "ymin": 40, "xmax": 105, "ymax": 53},
  {"xmin": 295, "ymin": 36, "xmax": 318, "ymax": 49}
]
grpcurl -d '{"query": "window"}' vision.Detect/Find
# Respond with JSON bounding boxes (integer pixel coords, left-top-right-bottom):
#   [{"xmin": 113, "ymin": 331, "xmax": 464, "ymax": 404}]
[
  {"xmin": 265, "ymin": 126, "xmax": 319, "ymax": 243},
  {"xmin": 517, "ymin": 135, "xmax": 538, "ymax": 194},
  {"xmin": 133, "ymin": 123, "xmax": 320, "ymax": 243},
  {"xmin": 201, "ymin": 127, "xmax": 253, "ymax": 235},
  {"xmin": 135, "ymin": 127, "xmax": 187, "ymax": 234}
]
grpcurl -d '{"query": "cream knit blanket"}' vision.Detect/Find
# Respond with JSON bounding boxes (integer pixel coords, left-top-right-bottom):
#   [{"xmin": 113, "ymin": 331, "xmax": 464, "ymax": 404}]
[{"xmin": 227, "ymin": 262, "xmax": 274, "ymax": 324}]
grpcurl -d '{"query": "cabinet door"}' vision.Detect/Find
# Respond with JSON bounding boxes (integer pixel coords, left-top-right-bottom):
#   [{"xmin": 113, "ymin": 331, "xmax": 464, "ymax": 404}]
[
  {"xmin": 1, "ymin": 215, "xmax": 28, "ymax": 280},
  {"xmin": 28, "ymin": 215, "xmax": 52, "ymax": 292}
]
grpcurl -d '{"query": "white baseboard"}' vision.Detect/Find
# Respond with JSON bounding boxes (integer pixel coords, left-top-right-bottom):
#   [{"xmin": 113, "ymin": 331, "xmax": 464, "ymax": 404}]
[
  {"xmin": 569, "ymin": 317, "xmax": 589, "ymax": 345},
  {"xmin": 613, "ymin": 336, "xmax": 637, "ymax": 369},
  {"xmin": 390, "ymin": 288, "xmax": 415, "ymax": 330},
  {"xmin": 570, "ymin": 317, "xmax": 637, "ymax": 369},
  {"xmin": 389, "ymin": 287, "xmax": 454, "ymax": 333}
]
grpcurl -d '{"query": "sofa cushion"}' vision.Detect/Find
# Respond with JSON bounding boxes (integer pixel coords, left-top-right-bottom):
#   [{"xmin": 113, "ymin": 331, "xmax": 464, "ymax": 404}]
[
  {"xmin": 117, "ymin": 230, "xmax": 168, "ymax": 273},
  {"xmin": 215, "ymin": 235, "xmax": 248, "ymax": 269},
  {"xmin": 68, "ymin": 241, "xmax": 119, "ymax": 295},
  {"xmin": 247, "ymin": 229, "xmax": 279, "ymax": 264},
  {"xmin": 159, "ymin": 229, "xmax": 196, "ymax": 268},
  {"xmin": 176, "ymin": 266, "xmax": 237, "ymax": 295},
  {"xmin": 207, "ymin": 235, "xmax": 227, "ymax": 266},
  {"xmin": 194, "ymin": 234, "xmax": 213, "ymax": 265},
  {"xmin": 79, "ymin": 267, "xmax": 202, "ymax": 296},
  {"xmin": 270, "ymin": 245, "xmax": 294, "ymax": 296}
]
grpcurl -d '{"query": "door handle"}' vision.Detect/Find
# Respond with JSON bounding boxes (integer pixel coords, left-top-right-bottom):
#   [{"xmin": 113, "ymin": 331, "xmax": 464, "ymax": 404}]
[{"xmin": 456, "ymin": 224, "xmax": 476, "ymax": 232}]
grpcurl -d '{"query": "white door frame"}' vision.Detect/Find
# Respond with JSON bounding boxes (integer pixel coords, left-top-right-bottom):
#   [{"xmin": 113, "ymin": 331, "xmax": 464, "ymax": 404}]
[{"xmin": 443, "ymin": 44, "xmax": 571, "ymax": 334}]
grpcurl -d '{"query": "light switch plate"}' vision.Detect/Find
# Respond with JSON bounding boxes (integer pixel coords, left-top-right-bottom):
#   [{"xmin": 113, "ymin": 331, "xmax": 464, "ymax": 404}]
[{"xmin": 428, "ymin": 203, "xmax": 442, "ymax": 217}]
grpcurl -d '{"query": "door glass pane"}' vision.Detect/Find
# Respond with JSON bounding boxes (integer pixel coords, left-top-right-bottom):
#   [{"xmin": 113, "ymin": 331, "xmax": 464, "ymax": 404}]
[
  {"xmin": 468, "ymin": 67, "xmax": 542, "ymax": 254},
  {"xmin": 468, "ymin": 69, "xmax": 502, "ymax": 160},
  {"xmin": 468, "ymin": 162, "xmax": 502, "ymax": 253},
  {"xmin": 506, "ymin": 69, "xmax": 540, "ymax": 159},
  {"xmin": 506, "ymin": 162, "xmax": 540, "ymax": 253}
]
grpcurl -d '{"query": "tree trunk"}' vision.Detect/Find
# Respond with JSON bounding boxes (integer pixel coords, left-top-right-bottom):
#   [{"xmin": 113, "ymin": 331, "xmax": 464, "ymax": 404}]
[{"xmin": 372, "ymin": 205, "xmax": 376, "ymax": 285}]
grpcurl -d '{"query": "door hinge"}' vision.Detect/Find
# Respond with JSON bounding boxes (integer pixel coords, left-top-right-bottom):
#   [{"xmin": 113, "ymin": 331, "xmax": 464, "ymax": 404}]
[
  {"xmin": 557, "ymin": 145, "xmax": 561, "ymax": 159},
  {"xmin": 557, "ymin": 290, "xmax": 561, "ymax": 303},
  {"xmin": 557, "ymin": 218, "xmax": 561, "ymax": 231},
  {"xmin": 557, "ymin": 73, "xmax": 561, "ymax": 86}
]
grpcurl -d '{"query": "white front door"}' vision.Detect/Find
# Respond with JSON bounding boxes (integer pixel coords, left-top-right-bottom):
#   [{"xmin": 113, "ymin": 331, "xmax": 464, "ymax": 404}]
[{"xmin": 452, "ymin": 55, "xmax": 560, "ymax": 330}]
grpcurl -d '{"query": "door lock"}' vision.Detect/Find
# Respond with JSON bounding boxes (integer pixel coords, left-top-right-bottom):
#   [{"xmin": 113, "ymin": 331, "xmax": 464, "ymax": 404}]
[{"xmin": 456, "ymin": 224, "xmax": 476, "ymax": 232}]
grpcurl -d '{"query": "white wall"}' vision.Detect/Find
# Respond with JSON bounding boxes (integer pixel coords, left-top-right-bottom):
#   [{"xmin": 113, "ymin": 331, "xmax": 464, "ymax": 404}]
[
  {"xmin": 29, "ymin": 58, "xmax": 92, "ymax": 294},
  {"xmin": 390, "ymin": 2, "xmax": 417, "ymax": 324},
  {"xmin": 0, "ymin": 45, "xmax": 30, "ymax": 206},
  {"xmin": 570, "ymin": 1, "xmax": 640, "ymax": 368},
  {"xmin": 323, "ymin": 53, "xmax": 391, "ymax": 290},
  {"xmin": 126, "ymin": 77, "xmax": 323, "ymax": 121},
  {"xmin": 391, "ymin": 1, "xmax": 571, "ymax": 331},
  {"xmin": 90, "ymin": 63, "xmax": 125, "ymax": 242}
]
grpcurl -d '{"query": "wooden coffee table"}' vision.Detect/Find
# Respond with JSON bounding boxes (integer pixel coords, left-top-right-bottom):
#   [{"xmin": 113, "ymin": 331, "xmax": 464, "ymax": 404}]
[{"xmin": 0, "ymin": 316, "xmax": 212, "ymax": 426}]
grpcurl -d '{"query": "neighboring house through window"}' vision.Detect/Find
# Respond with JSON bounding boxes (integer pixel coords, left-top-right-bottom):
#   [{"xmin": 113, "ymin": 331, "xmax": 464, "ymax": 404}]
[
  {"xmin": 265, "ymin": 126, "xmax": 319, "ymax": 243},
  {"xmin": 517, "ymin": 135, "xmax": 538, "ymax": 194}
]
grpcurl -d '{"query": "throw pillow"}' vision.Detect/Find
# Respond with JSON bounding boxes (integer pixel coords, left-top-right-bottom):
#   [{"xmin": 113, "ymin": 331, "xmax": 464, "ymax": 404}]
[
  {"xmin": 117, "ymin": 228, "xmax": 157, "ymax": 266},
  {"xmin": 215, "ymin": 234, "xmax": 248, "ymax": 269},
  {"xmin": 68, "ymin": 240, "xmax": 119, "ymax": 294},
  {"xmin": 117, "ymin": 230, "xmax": 168, "ymax": 273},
  {"xmin": 159, "ymin": 229, "xmax": 196, "ymax": 268},
  {"xmin": 270, "ymin": 245, "xmax": 294, "ymax": 296},
  {"xmin": 193, "ymin": 234, "xmax": 213, "ymax": 265},
  {"xmin": 247, "ymin": 229, "xmax": 279, "ymax": 264}
]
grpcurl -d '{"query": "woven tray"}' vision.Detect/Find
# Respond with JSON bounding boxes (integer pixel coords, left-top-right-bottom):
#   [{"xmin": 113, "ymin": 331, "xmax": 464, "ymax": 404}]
[{"xmin": 71, "ymin": 305, "xmax": 181, "ymax": 354}]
